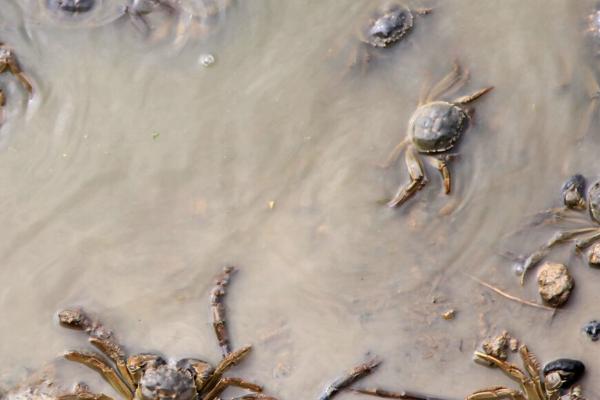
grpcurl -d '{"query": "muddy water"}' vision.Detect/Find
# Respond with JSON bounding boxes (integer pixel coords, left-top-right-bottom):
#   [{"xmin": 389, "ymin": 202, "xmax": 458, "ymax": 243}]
[{"xmin": 1, "ymin": 0, "xmax": 600, "ymax": 398}]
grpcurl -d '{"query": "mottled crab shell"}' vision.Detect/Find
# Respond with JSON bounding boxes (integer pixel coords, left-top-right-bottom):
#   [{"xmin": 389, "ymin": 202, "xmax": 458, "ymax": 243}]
[
  {"xmin": 47, "ymin": 0, "xmax": 96, "ymax": 13},
  {"xmin": 408, "ymin": 101, "xmax": 469, "ymax": 153},
  {"xmin": 588, "ymin": 181, "xmax": 600, "ymax": 223},
  {"xmin": 139, "ymin": 364, "xmax": 197, "ymax": 400},
  {"xmin": 362, "ymin": 4, "xmax": 414, "ymax": 48}
]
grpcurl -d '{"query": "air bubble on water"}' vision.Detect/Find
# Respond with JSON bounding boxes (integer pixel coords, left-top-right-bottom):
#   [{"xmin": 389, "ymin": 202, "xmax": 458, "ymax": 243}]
[
  {"xmin": 513, "ymin": 262, "xmax": 524, "ymax": 275},
  {"xmin": 199, "ymin": 54, "xmax": 215, "ymax": 67}
]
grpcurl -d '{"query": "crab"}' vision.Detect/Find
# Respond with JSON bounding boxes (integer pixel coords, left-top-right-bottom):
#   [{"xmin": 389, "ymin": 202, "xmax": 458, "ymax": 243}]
[
  {"xmin": 347, "ymin": 2, "xmax": 431, "ymax": 69},
  {"xmin": 517, "ymin": 175, "xmax": 600, "ymax": 283},
  {"xmin": 381, "ymin": 62, "xmax": 493, "ymax": 208},
  {"xmin": 468, "ymin": 345, "xmax": 585, "ymax": 400},
  {"xmin": 56, "ymin": 267, "xmax": 275, "ymax": 400},
  {"xmin": 46, "ymin": 0, "xmax": 96, "ymax": 13},
  {"xmin": 0, "ymin": 43, "xmax": 33, "ymax": 96}
]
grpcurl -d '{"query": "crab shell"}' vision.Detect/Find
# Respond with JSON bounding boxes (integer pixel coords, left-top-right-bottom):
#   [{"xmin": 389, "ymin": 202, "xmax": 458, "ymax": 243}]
[
  {"xmin": 138, "ymin": 364, "xmax": 196, "ymax": 400},
  {"xmin": 362, "ymin": 4, "xmax": 414, "ymax": 48},
  {"xmin": 588, "ymin": 181, "xmax": 600, "ymax": 223},
  {"xmin": 408, "ymin": 101, "xmax": 469, "ymax": 153},
  {"xmin": 47, "ymin": 0, "xmax": 96, "ymax": 13}
]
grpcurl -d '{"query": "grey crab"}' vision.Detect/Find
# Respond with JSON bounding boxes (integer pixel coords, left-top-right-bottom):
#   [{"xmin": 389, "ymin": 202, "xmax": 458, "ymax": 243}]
[
  {"xmin": 349, "ymin": 2, "xmax": 431, "ymax": 68},
  {"xmin": 56, "ymin": 267, "xmax": 275, "ymax": 400},
  {"xmin": 518, "ymin": 175, "xmax": 600, "ymax": 283},
  {"xmin": 382, "ymin": 62, "xmax": 493, "ymax": 208}
]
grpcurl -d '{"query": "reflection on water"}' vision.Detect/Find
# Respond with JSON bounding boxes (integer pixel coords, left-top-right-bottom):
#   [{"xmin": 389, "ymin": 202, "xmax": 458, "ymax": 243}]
[{"xmin": 2, "ymin": 0, "xmax": 600, "ymax": 398}]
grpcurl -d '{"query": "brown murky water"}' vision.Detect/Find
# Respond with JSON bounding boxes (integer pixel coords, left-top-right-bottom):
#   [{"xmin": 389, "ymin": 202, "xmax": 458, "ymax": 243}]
[{"xmin": 1, "ymin": 0, "xmax": 600, "ymax": 398}]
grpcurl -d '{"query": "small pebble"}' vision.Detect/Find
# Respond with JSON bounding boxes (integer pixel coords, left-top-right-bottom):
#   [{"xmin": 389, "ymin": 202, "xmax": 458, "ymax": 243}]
[
  {"xmin": 588, "ymin": 243, "xmax": 600, "ymax": 266},
  {"xmin": 583, "ymin": 320, "xmax": 600, "ymax": 341},
  {"xmin": 199, "ymin": 54, "xmax": 216, "ymax": 67},
  {"xmin": 537, "ymin": 262, "xmax": 574, "ymax": 307},
  {"xmin": 442, "ymin": 309, "xmax": 455, "ymax": 320}
]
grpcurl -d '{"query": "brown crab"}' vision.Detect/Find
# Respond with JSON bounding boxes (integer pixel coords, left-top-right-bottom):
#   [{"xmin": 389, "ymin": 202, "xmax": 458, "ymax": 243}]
[
  {"xmin": 468, "ymin": 345, "xmax": 585, "ymax": 400},
  {"xmin": 56, "ymin": 267, "xmax": 275, "ymax": 400},
  {"xmin": 0, "ymin": 43, "xmax": 33, "ymax": 95},
  {"xmin": 381, "ymin": 62, "xmax": 493, "ymax": 208},
  {"xmin": 347, "ymin": 2, "xmax": 432, "ymax": 69}
]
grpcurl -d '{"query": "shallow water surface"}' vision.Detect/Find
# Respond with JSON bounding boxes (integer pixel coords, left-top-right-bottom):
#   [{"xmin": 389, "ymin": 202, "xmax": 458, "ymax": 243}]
[{"xmin": 1, "ymin": 0, "xmax": 600, "ymax": 398}]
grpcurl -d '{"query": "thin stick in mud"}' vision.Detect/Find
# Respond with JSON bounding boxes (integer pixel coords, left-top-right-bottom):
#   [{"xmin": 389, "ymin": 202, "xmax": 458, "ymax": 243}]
[{"xmin": 467, "ymin": 274, "xmax": 555, "ymax": 312}]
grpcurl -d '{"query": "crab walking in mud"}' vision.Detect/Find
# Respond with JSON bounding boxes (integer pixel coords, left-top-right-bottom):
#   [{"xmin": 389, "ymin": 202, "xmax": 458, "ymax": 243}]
[
  {"xmin": 468, "ymin": 345, "xmax": 585, "ymax": 400},
  {"xmin": 318, "ymin": 357, "xmax": 446, "ymax": 400},
  {"xmin": 0, "ymin": 43, "xmax": 34, "ymax": 95},
  {"xmin": 382, "ymin": 62, "xmax": 493, "ymax": 208},
  {"xmin": 517, "ymin": 175, "xmax": 600, "ymax": 283},
  {"xmin": 56, "ymin": 267, "xmax": 276, "ymax": 400},
  {"xmin": 348, "ymin": 2, "xmax": 432, "ymax": 68}
]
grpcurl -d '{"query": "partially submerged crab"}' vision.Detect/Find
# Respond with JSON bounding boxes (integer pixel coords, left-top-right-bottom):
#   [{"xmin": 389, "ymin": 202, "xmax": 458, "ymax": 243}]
[
  {"xmin": 56, "ymin": 267, "xmax": 274, "ymax": 400},
  {"xmin": 518, "ymin": 175, "xmax": 600, "ymax": 283},
  {"xmin": 468, "ymin": 345, "xmax": 585, "ymax": 400},
  {"xmin": 0, "ymin": 43, "xmax": 33, "ymax": 96},
  {"xmin": 382, "ymin": 62, "xmax": 493, "ymax": 208},
  {"xmin": 348, "ymin": 3, "xmax": 431, "ymax": 68},
  {"xmin": 46, "ymin": 0, "xmax": 96, "ymax": 13}
]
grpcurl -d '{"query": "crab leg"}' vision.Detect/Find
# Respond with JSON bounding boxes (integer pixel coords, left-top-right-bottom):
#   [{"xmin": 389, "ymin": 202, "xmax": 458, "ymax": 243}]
[
  {"xmin": 348, "ymin": 387, "xmax": 449, "ymax": 400},
  {"xmin": 472, "ymin": 352, "xmax": 538, "ymax": 400},
  {"xmin": 381, "ymin": 138, "xmax": 410, "ymax": 169},
  {"xmin": 424, "ymin": 62, "xmax": 462, "ymax": 103},
  {"xmin": 211, "ymin": 265, "xmax": 236, "ymax": 357},
  {"xmin": 57, "ymin": 383, "xmax": 115, "ymax": 400},
  {"xmin": 89, "ymin": 337, "xmax": 136, "ymax": 390},
  {"xmin": 203, "ymin": 345, "xmax": 252, "ymax": 393},
  {"xmin": 7, "ymin": 57, "xmax": 33, "ymax": 94},
  {"xmin": 466, "ymin": 386, "xmax": 526, "ymax": 400},
  {"xmin": 128, "ymin": 12, "xmax": 152, "ymax": 36},
  {"xmin": 453, "ymin": 87, "xmax": 494, "ymax": 105},
  {"xmin": 387, "ymin": 147, "xmax": 427, "ymax": 208},
  {"xmin": 424, "ymin": 156, "xmax": 451, "ymax": 194},
  {"xmin": 517, "ymin": 346, "xmax": 545, "ymax": 399},
  {"xmin": 519, "ymin": 227, "xmax": 598, "ymax": 283},
  {"xmin": 58, "ymin": 309, "xmax": 136, "ymax": 390},
  {"xmin": 575, "ymin": 228, "xmax": 600, "ymax": 249},
  {"xmin": 64, "ymin": 351, "xmax": 133, "ymax": 399},
  {"xmin": 202, "ymin": 377, "xmax": 263, "ymax": 400},
  {"xmin": 318, "ymin": 357, "xmax": 381, "ymax": 400}
]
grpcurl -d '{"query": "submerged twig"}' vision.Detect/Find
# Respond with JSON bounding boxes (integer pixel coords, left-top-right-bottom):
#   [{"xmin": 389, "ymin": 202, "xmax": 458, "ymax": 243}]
[
  {"xmin": 467, "ymin": 275, "xmax": 555, "ymax": 312},
  {"xmin": 211, "ymin": 265, "xmax": 236, "ymax": 357},
  {"xmin": 319, "ymin": 358, "xmax": 381, "ymax": 400}
]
